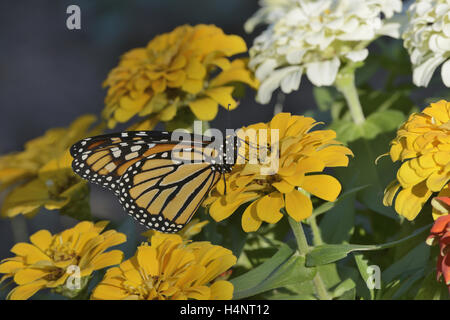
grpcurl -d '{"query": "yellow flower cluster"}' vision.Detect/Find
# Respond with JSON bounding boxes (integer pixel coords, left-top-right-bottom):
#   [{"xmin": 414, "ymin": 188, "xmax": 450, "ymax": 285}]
[
  {"xmin": 0, "ymin": 115, "xmax": 101, "ymax": 218},
  {"xmin": 204, "ymin": 112, "xmax": 353, "ymax": 232},
  {"xmin": 102, "ymin": 24, "xmax": 258, "ymax": 129},
  {"xmin": 91, "ymin": 232, "xmax": 236, "ymax": 300},
  {"xmin": 384, "ymin": 100, "xmax": 450, "ymax": 220},
  {"xmin": 0, "ymin": 221, "xmax": 126, "ymax": 300}
]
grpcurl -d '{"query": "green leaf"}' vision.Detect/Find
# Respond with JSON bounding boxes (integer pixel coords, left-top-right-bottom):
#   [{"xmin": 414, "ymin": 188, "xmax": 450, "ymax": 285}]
[
  {"xmin": 330, "ymin": 110, "xmax": 404, "ymax": 144},
  {"xmin": 354, "ymin": 253, "xmax": 375, "ymax": 300},
  {"xmin": 332, "ymin": 278, "xmax": 356, "ymax": 299},
  {"xmin": 319, "ymin": 194, "xmax": 355, "ymax": 244},
  {"xmin": 231, "ymin": 244, "xmax": 316, "ymax": 299},
  {"xmin": 414, "ymin": 266, "xmax": 449, "ymax": 300},
  {"xmin": 382, "ymin": 242, "xmax": 430, "ymax": 285},
  {"xmin": 334, "ymin": 127, "xmax": 400, "ymax": 218},
  {"xmin": 306, "ymin": 224, "xmax": 431, "ymax": 267}
]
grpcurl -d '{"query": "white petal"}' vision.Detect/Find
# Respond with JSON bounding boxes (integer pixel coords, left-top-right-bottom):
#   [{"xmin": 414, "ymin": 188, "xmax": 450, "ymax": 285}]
[
  {"xmin": 256, "ymin": 66, "xmax": 303, "ymax": 104},
  {"xmin": 441, "ymin": 59, "xmax": 450, "ymax": 87},
  {"xmin": 429, "ymin": 34, "xmax": 450, "ymax": 53},
  {"xmin": 377, "ymin": 22, "xmax": 401, "ymax": 38},
  {"xmin": 338, "ymin": 24, "xmax": 375, "ymax": 41},
  {"xmin": 345, "ymin": 49, "xmax": 369, "ymax": 62},
  {"xmin": 280, "ymin": 68, "xmax": 303, "ymax": 93},
  {"xmin": 443, "ymin": 22, "xmax": 450, "ymax": 37},
  {"xmin": 255, "ymin": 59, "xmax": 278, "ymax": 80},
  {"xmin": 413, "ymin": 55, "xmax": 446, "ymax": 87},
  {"xmin": 286, "ymin": 49, "xmax": 306, "ymax": 64},
  {"xmin": 244, "ymin": 8, "xmax": 269, "ymax": 33},
  {"xmin": 306, "ymin": 57, "xmax": 340, "ymax": 86}
]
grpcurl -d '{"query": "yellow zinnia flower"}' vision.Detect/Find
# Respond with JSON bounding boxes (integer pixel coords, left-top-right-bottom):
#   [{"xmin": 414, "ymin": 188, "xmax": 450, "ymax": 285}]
[
  {"xmin": 91, "ymin": 232, "xmax": 236, "ymax": 300},
  {"xmin": 383, "ymin": 100, "xmax": 450, "ymax": 220},
  {"xmin": 204, "ymin": 112, "xmax": 353, "ymax": 232},
  {"xmin": 0, "ymin": 115, "xmax": 102, "ymax": 218},
  {"xmin": 0, "ymin": 221, "xmax": 126, "ymax": 300},
  {"xmin": 102, "ymin": 24, "xmax": 259, "ymax": 129}
]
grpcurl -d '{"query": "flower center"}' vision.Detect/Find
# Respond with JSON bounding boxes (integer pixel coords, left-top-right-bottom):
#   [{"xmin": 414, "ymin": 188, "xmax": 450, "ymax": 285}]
[
  {"xmin": 46, "ymin": 238, "xmax": 79, "ymax": 263},
  {"xmin": 44, "ymin": 268, "xmax": 65, "ymax": 281},
  {"xmin": 123, "ymin": 274, "xmax": 173, "ymax": 300}
]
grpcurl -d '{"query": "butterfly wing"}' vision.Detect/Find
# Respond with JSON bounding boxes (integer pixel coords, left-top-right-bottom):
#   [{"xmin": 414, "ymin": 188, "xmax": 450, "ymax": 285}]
[
  {"xmin": 70, "ymin": 131, "xmax": 177, "ymax": 193},
  {"xmin": 70, "ymin": 130, "xmax": 223, "ymax": 233},
  {"xmin": 117, "ymin": 144, "xmax": 222, "ymax": 232}
]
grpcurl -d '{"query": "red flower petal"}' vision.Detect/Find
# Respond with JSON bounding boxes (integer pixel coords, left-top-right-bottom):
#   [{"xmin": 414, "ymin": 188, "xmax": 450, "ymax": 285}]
[{"xmin": 430, "ymin": 214, "xmax": 450, "ymax": 234}]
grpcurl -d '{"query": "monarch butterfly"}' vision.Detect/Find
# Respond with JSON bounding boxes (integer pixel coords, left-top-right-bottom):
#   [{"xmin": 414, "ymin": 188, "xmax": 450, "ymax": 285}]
[{"xmin": 70, "ymin": 130, "xmax": 240, "ymax": 233}]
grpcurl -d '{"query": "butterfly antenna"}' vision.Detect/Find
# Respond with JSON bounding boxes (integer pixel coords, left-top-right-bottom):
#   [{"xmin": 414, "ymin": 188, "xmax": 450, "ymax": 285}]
[
  {"xmin": 223, "ymin": 174, "xmax": 227, "ymax": 195},
  {"xmin": 237, "ymin": 136, "xmax": 269, "ymax": 151},
  {"xmin": 227, "ymin": 103, "xmax": 231, "ymax": 130},
  {"xmin": 237, "ymin": 153, "xmax": 250, "ymax": 162}
]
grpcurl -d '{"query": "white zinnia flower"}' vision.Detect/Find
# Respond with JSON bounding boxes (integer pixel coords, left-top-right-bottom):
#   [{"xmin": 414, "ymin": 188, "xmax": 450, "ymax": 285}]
[
  {"xmin": 247, "ymin": 0, "xmax": 403, "ymax": 104},
  {"xmin": 403, "ymin": 0, "xmax": 450, "ymax": 87}
]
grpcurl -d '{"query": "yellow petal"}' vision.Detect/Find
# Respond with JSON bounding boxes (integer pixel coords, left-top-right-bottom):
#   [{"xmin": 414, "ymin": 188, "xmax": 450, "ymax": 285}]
[
  {"xmin": 10, "ymin": 243, "xmax": 50, "ymax": 264},
  {"xmin": 29, "ymin": 230, "xmax": 52, "ymax": 252},
  {"xmin": 1, "ymin": 179, "xmax": 49, "ymax": 218},
  {"xmin": 186, "ymin": 59, "xmax": 207, "ymax": 80},
  {"xmin": 426, "ymin": 172, "xmax": 449, "ymax": 191},
  {"xmin": 159, "ymin": 102, "xmax": 178, "ymax": 121},
  {"xmin": 137, "ymin": 246, "xmax": 159, "ymax": 277},
  {"xmin": 432, "ymin": 186, "xmax": 450, "ymax": 219},
  {"xmin": 284, "ymin": 190, "xmax": 313, "ymax": 221},
  {"xmin": 424, "ymin": 100, "xmax": 449, "ymax": 123},
  {"xmin": 204, "ymin": 86, "xmax": 237, "ymax": 109},
  {"xmin": 186, "ymin": 285, "xmax": 210, "ymax": 300},
  {"xmin": 182, "ymin": 79, "xmax": 203, "ymax": 94},
  {"xmin": 14, "ymin": 268, "xmax": 48, "ymax": 285},
  {"xmin": 0, "ymin": 259, "xmax": 24, "ymax": 274},
  {"xmin": 397, "ymin": 161, "xmax": 427, "ymax": 187},
  {"xmin": 119, "ymin": 93, "xmax": 150, "ymax": 111},
  {"xmin": 88, "ymin": 250, "xmax": 124, "ymax": 272},
  {"xmin": 210, "ymin": 59, "xmax": 258, "ymax": 89},
  {"xmin": 383, "ymin": 180, "xmax": 400, "ymax": 206},
  {"xmin": 91, "ymin": 283, "xmax": 129, "ymax": 300},
  {"xmin": 209, "ymin": 195, "xmax": 254, "ymax": 222},
  {"xmin": 394, "ymin": 182, "xmax": 432, "ymax": 220},
  {"xmin": 114, "ymin": 107, "xmax": 137, "ymax": 123},
  {"xmin": 188, "ymin": 98, "xmax": 218, "ymax": 121},
  {"xmin": 151, "ymin": 78, "xmax": 167, "ymax": 93},
  {"xmin": 0, "ymin": 168, "xmax": 31, "ymax": 191},
  {"xmin": 210, "ymin": 57, "xmax": 231, "ymax": 70},
  {"xmin": 241, "ymin": 201, "xmax": 262, "ymax": 232},
  {"xmin": 270, "ymin": 113, "xmax": 292, "ymax": 138},
  {"xmin": 8, "ymin": 280, "xmax": 47, "ymax": 300},
  {"xmin": 210, "ymin": 280, "xmax": 233, "ymax": 300},
  {"xmin": 272, "ymin": 180, "xmax": 295, "ymax": 193},
  {"xmin": 255, "ymin": 193, "xmax": 284, "ymax": 223},
  {"xmin": 302, "ymin": 175, "xmax": 342, "ymax": 202}
]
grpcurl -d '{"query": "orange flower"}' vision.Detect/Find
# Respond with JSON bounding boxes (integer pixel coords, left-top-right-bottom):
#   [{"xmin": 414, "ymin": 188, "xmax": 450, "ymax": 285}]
[{"xmin": 426, "ymin": 211, "xmax": 450, "ymax": 293}]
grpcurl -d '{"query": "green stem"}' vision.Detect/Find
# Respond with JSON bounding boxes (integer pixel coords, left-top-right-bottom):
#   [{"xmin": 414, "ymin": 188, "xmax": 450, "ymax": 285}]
[
  {"xmin": 308, "ymin": 215, "xmax": 324, "ymax": 246},
  {"xmin": 287, "ymin": 217, "xmax": 332, "ymax": 300},
  {"xmin": 335, "ymin": 70, "xmax": 365, "ymax": 125},
  {"xmin": 288, "ymin": 217, "xmax": 309, "ymax": 255},
  {"xmin": 313, "ymin": 273, "xmax": 331, "ymax": 300}
]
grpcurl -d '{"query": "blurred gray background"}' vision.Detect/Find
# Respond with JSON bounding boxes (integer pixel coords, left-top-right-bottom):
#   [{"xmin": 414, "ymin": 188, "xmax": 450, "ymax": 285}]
[{"xmin": 0, "ymin": 0, "xmax": 318, "ymax": 260}]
